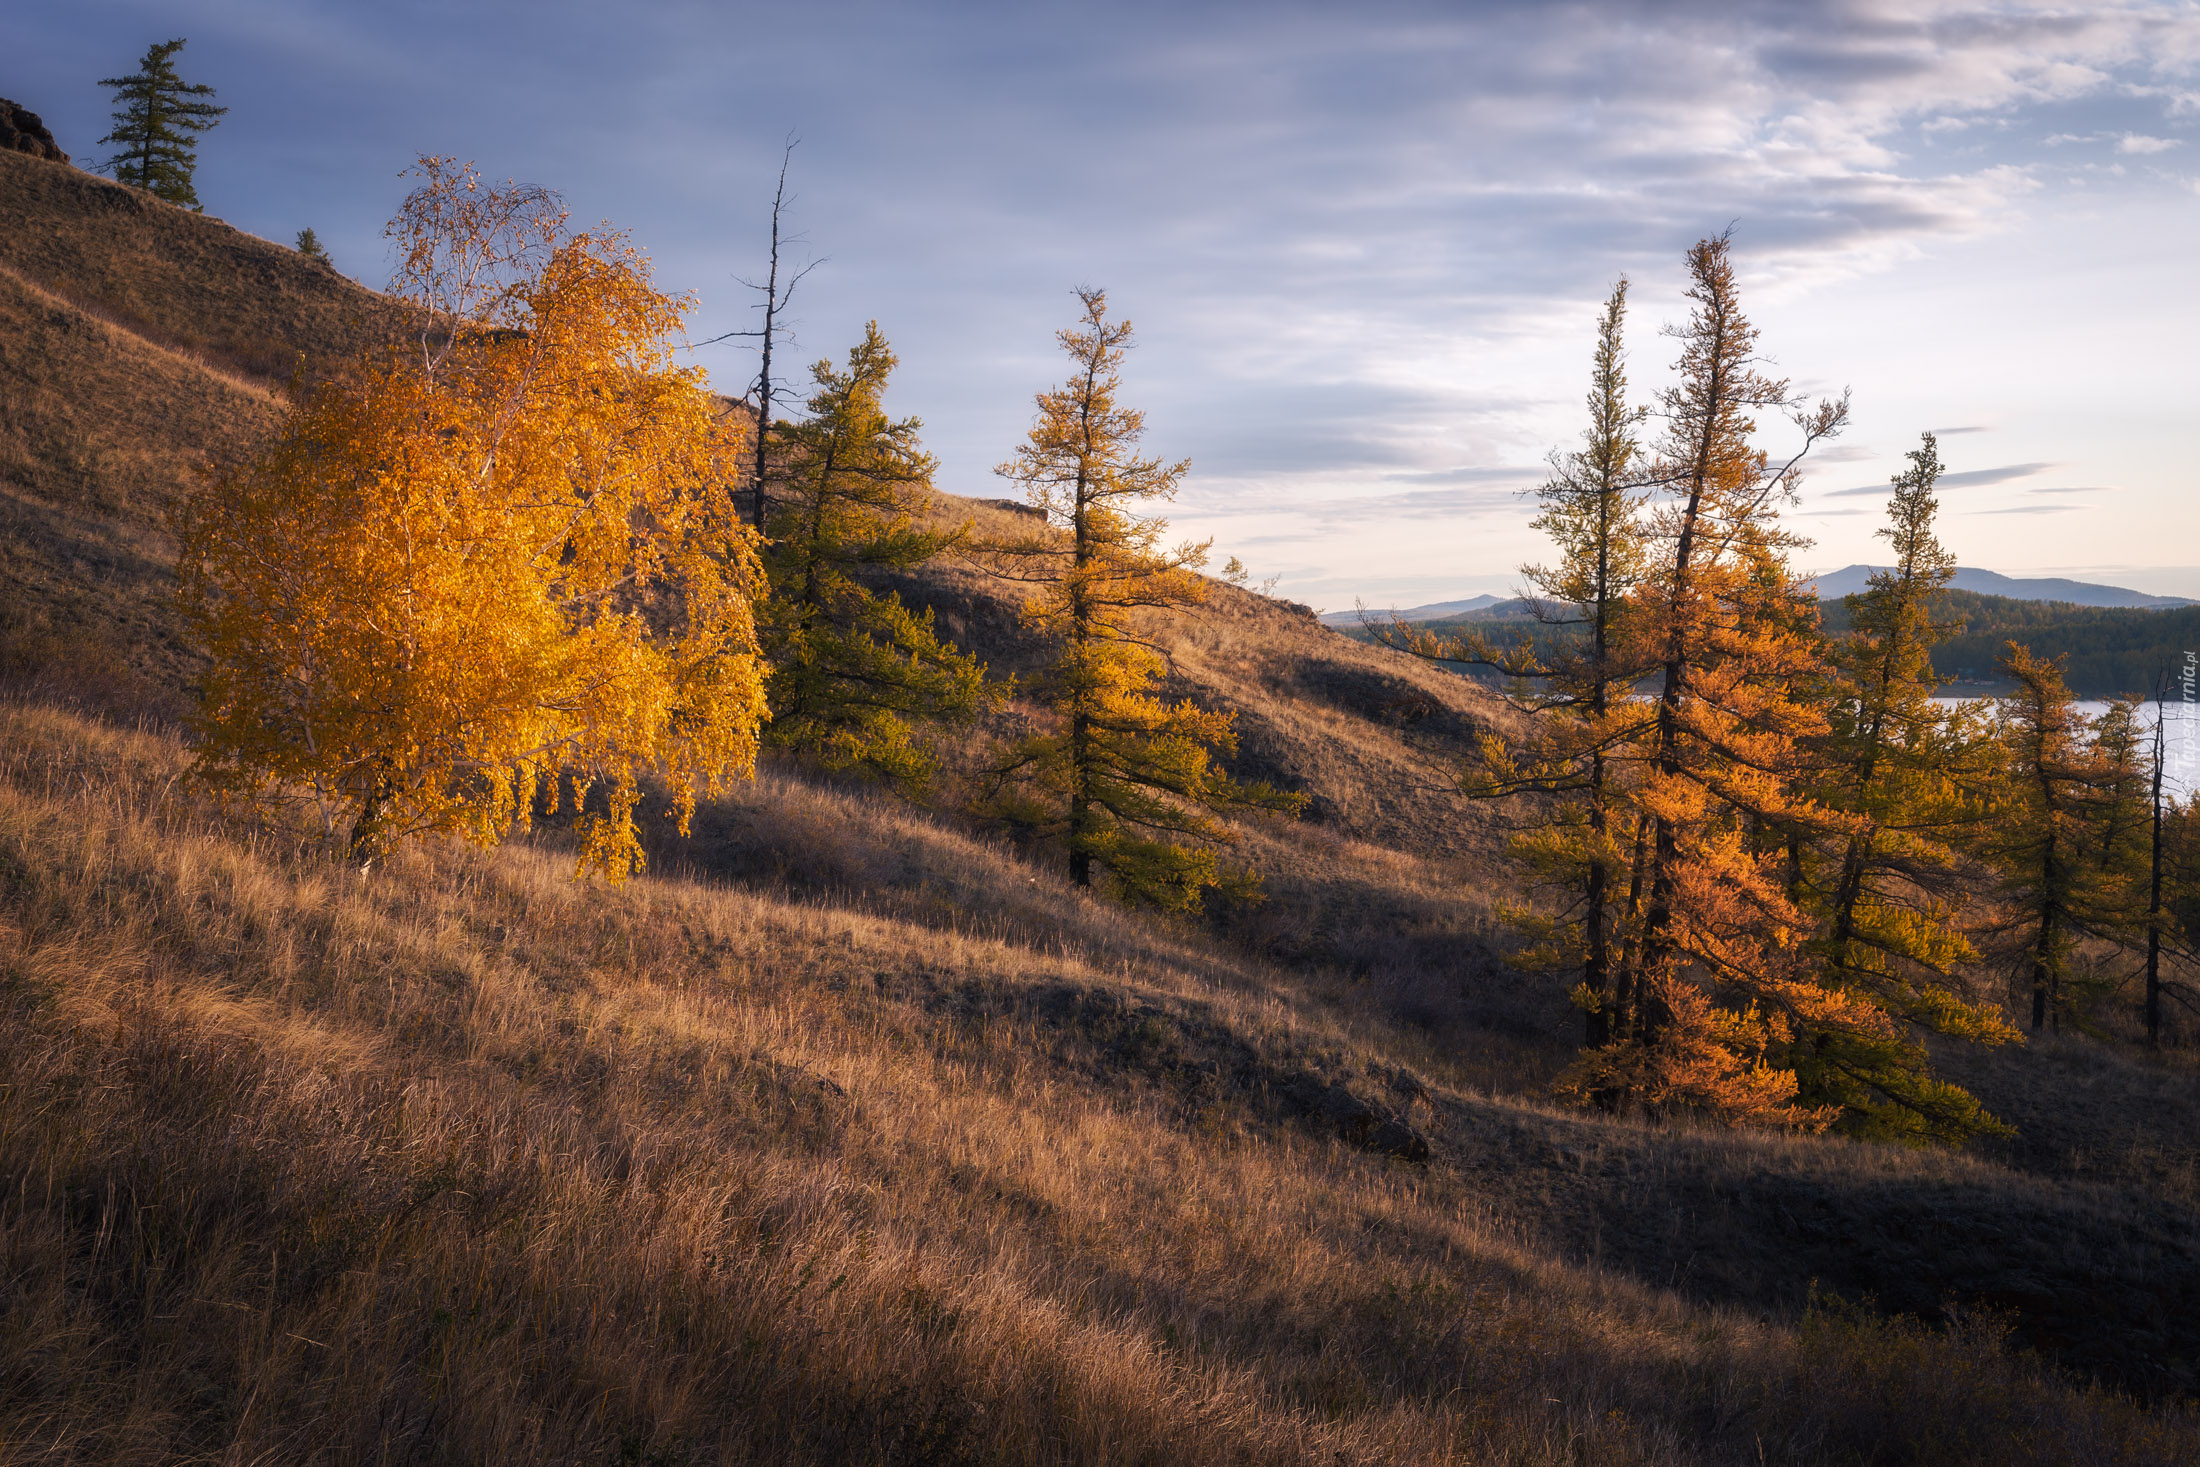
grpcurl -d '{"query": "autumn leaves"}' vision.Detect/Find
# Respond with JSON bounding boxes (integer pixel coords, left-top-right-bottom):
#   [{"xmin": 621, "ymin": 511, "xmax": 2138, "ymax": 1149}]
[
  {"xmin": 181, "ymin": 161, "xmax": 2103, "ymax": 1141},
  {"xmin": 179, "ymin": 160, "xmax": 768, "ymax": 876},
  {"xmin": 180, "ymin": 162, "xmax": 1277, "ymax": 912}
]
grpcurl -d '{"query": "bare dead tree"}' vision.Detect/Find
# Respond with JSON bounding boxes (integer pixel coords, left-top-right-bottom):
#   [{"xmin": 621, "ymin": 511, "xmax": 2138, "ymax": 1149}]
[{"xmin": 693, "ymin": 138, "xmax": 825, "ymax": 531}]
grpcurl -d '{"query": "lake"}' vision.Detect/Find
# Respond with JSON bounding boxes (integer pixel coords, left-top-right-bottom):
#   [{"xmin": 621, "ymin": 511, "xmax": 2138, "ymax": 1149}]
[{"xmin": 1938, "ymin": 695, "xmax": 2200, "ymax": 801}]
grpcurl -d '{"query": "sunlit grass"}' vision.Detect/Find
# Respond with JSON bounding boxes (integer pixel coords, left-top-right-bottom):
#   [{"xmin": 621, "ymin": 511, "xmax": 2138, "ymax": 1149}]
[{"xmin": 1, "ymin": 700, "xmax": 2192, "ymax": 1464}]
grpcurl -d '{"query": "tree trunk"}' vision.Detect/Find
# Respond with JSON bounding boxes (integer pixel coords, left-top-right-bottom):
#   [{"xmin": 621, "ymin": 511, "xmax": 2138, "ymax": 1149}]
[
  {"xmin": 2031, "ymin": 892, "xmax": 2056, "ymax": 1033},
  {"xmin": 2149, "ymin": 695, "xmax": 2166, "ymax": 1045}
]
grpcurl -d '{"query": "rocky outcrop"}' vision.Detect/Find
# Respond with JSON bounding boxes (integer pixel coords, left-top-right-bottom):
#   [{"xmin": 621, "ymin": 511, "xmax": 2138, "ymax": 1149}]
[{"xmin": 0, "ymin": 100, "xmax": 68, "ymax": 164}]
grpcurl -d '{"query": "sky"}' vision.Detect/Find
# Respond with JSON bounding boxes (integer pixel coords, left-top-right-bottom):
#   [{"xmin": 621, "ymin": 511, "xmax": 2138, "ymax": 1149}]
[{"xmin": 13, "ymin": 0, "xmax": 2200, "ymax": 610}]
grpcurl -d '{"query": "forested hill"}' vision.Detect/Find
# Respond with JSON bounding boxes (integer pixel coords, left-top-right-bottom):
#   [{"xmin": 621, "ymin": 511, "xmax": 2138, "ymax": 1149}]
[
  {"xmin": 1821, "ymin": 589, "xmax": 2200, "ymax": 698},
  {"xmin": 1336, "ymin": 589, "xmax": 2195, "ymax": 699}
]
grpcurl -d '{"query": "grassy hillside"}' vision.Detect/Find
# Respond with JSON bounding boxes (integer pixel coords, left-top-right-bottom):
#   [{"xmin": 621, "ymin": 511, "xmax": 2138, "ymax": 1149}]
[
  {"xmin": 8, "ymin": 143, "xmax": 2200, "ymax": 1462},
  {"xmin": 0, "ymin": 147, "xmax": 398, "ymax": 703},
  {"xmin": 8, "ymin": 701, "xmax": 2200, "ymax": 1464}
]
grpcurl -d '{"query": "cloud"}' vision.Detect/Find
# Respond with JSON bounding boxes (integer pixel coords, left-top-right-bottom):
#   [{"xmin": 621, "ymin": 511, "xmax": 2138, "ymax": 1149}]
[
  {"xmin": 1939, "ymin": 462, "xmax": 2056, "ymax": 489},
  {"xmin": 1970, "ymin": 504, "xmax": 2083, "ymax": 515},
  {"xmin": 1820, "ymin": 460, "xmax": 2053, "ymax": 496},
  {"xmin": 1379, "ymin": 465, "xmax": 1548, "ymax": 486},
  {"xmin": 16, "ymin": 0, "xmax": 2197, "ymax": 608}
]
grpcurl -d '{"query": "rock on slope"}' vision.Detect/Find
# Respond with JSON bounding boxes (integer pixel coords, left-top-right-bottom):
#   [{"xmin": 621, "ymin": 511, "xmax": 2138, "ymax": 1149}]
[{"xmin": 0, "ymin": 99, "xmax": 69, "ymax": 164}]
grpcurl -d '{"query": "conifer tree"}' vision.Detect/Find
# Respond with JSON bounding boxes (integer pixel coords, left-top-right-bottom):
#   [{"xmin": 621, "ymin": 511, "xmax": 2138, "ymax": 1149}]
[
  {"xmin": 2091, "ymin": 697, "xmax": 2153, "ymax": 886},
  {"xmin": 2151, "ymin": 751, "xmax": 2200, "ymax": 1042},
  {"xmin": 759, "ymin": 323, "xmax": 992, "ymax": 790},
  {"xmin": 988, "ymin": 288, "xmax": 1299, "ymax": 907},
  {"xmin": 1986, "ymin": 644, "xmax": 2117, "ymax": 1032},
  {"xmin": 1386, "ymin": 280, "xmax": 1653, "ymax": 1044},
  {"xmin": 2145, "ymin": 680, "xmax": 2174, "ymax": 1045},
  {"xmin": 1564, "ymin": 232, "xmax": 1865, "ymax": 1127},
  {"xmin": 1799, "ymin": 434, "xmax": 2015, "ymax": 1141},
  {"xmin": 97, "ymin": 39, "xmax": 226, "ymax": 209},
  {"xmin": 688, "ymin": 141, "xmax": 819, "ymax": 530}
]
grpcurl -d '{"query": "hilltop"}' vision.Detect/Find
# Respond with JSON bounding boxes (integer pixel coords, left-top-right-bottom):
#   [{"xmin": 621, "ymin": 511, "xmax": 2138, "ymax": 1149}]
[
  {"xmin": 1809, "ymin": 565, "xmax": 2193, "ymax": 610},
  {"xmin": 6, "ymin": 142, "xmax": 2200, "ymax": 1463},
  {"xmin": 0, "ymin": 146, "xmax": 401, "ymax": 701},
  {"xmin": 1334, "ymin": 585, "xmax": 2200, "ymax": 700}
]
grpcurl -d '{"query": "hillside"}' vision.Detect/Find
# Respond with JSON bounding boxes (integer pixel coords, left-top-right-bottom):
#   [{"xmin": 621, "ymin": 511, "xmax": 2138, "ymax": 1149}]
[
  {"xmin": 1338, "ymin": 588, "xmax": 2199, "ymax": 700},
  {"xmin": 8, "ymin": 142, "xmax": 2200, "ymax": 1462},
  {"xmin": 11, "ymin": 701, "xmax": 2200, "ymax": 1465},
  {"xmin": 0, "ymin": 146, "xmax": 400, "ymax": 701},
  {"xmin": 1819, "ymin": 589, "xmax": 2200, "ymax": 697}
]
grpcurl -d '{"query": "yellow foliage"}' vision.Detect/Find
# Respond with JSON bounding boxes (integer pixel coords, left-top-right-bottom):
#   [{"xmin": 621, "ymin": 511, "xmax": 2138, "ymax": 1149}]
[{"xmin": 177, "ymin": 159, "xmax": 766, "ymax": 877}]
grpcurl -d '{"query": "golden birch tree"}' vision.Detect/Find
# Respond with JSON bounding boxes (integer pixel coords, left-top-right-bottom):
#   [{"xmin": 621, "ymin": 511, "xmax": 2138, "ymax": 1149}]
[{"xmin": 178, "ymin": 158, "xmax": 767, "ymax": 877}]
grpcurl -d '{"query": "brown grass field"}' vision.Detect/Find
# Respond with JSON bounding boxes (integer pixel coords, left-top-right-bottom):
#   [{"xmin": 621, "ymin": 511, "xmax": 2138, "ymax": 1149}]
[{"xmin": 6, "ymin": 144, "xmax": 2200, "ymax": 1463}]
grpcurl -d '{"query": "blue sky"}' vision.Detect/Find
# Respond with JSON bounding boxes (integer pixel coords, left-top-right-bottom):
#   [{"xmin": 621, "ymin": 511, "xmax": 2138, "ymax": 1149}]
[{"xmin": 14, "ymin": 0, "xmax": 2200, "ymax": 609}]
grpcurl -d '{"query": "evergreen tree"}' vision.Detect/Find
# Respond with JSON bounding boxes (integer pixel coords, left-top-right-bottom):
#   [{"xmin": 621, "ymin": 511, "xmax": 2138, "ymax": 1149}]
[
  {"xmin": 1565, "ymin": 233, "xmax": 1866, "ymax": 1127},
  {"xmin": 1985, "ymin": 644, "xmax": 2118, "ymax": 1032},
  {"xmin": 295, "ymin": 228, "xmax": 329, "ymax": 262},
  {"xmin": 988, "ymin": 288, "xmax": 1299, "ymax": 907},
  {"xmin": 1387, "ymin": 280, "xmax": 1654, "ymax": 1045},
  {"xmin": 1799, "ymin": 434, "xmax": 2015, "ymax": 1142},
  {"xmin": 2091, "ymin": 697, "xmax": 2153, "ymax": 886},
  {"xmin": 97, "ymin": 39, "xmax": 226, "ymax": 209},
  {"xmin": 2144, "ymin": 681, "xmax": 2178, "ymax": 1045},
  {"xmin": 760, "ymin": 323, "xmax": 993, "ymax": 790},
  {"xmin": 2153, "ymin": 763, "xmax": 2200, "ymax": 1042}
]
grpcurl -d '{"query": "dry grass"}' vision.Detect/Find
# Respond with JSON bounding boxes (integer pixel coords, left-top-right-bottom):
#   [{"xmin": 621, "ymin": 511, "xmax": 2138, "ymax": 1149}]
[
  {"xmin": 0, "ymin": 263, "xmax": 259, "ymax": 705},
  {"xmin": 0, "ymin": 150, "xmax": 398, "ymax": 386},
  {"xmin": 0, "ymin": 149, "xmax": 398, "ymax": 706},
  {"xmin": 8, "ymin": 143, "xmax": 2200, "ymax": 1462},
  {"xmin": 2, "ymin": 700, "xmax": 2194, "ymax": 1465}
]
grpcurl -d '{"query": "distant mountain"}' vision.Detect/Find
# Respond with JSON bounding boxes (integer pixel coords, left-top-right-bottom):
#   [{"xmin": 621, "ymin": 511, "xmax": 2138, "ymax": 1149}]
[
  {"xmin": 1808, "ymin": 565, "xmax": 2193, "ymax": 609},
  {"xmin": 1318, "ymin": 594, "xmax": 1507, "ymax": 628}
]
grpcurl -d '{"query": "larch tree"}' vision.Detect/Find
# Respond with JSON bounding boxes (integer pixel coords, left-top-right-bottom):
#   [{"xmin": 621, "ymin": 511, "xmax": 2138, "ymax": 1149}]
[
  {"xmin": 178, "ymin": 157, "xmax": 768, "ymax": 878},
  {"xmin": 2152, "ymin": 752, "xmax": 2200, "ymax": 1043},
  {"xmin": 1565, "ymin": 231, "xmax": 1865, "ymax": 1128},
  {"xmin": 2143, "ymin": 678, "xmax": 2186, "ymax": 1045},
  {"xmin": 987, "ymin": 288, "xmax": 1300, "ymax": 908},
  {"xmin": 2078, "ymin": 694, "xmax": 2159, "ymax": 1025},
  {"xmin": 2091, "ymin": 697, "xmax": 2153, "ymax": 890},
  {"xmin": 1384, "ymin": 279, "xmax": 1654, "ymax": 1046},
  {"xmin": 1985, "ymin": 644, "xmax": 2117, "ymax": 1031},
  {"xmin": 759, "ymin": 322, "xmax": 993, "ymax": 790},
  {"xmin": 1801, "ymin": 434, "xmax": 2016, "ymax": 1142},
  {"xmin": 97, "ymin": 39, "xmax": 226, "ymax": 209}
]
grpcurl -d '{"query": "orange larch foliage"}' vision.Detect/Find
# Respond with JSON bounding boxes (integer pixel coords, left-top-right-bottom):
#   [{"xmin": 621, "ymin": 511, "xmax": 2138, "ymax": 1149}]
[{"xmin": 1563, "ymin": 233, "xmax": 1865, "ymax": 1128}]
